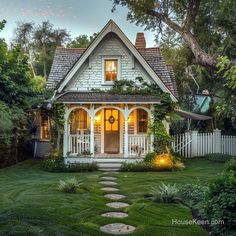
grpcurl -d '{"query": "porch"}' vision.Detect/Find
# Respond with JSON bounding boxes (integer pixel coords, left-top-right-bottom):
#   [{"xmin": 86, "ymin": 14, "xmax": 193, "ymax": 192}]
[{"xmin": 62, "ymin": 99, "xmax": 157, "ymax": 161}]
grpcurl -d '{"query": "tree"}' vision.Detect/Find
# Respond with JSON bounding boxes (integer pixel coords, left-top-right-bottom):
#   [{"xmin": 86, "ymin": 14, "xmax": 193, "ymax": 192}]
[
  {"xmin": 216, "ymin": 56, "xmax": 236, "ymax": 129},
  {"xmin": 112, "ymin": 0, "xmax": 236, "ymax": 68},
  {"xmin": 67, "ymin": 33, "xmax": 98, "ymax": 48},
  {"xmin": 13, "ymin": 21, "xmax": 70, "ymax": 78}
]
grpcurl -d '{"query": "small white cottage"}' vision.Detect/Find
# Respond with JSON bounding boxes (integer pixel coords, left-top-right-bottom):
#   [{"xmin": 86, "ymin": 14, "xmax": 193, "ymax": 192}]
[{"xmin": 34, "ymin": 20, "xmax": 179, "ymax": 164}]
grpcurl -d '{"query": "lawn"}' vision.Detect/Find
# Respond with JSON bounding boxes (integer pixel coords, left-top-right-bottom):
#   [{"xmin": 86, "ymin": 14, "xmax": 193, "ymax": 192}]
[{"xmin": 0, "ymin": 158, "xmax": 224, "ymax": 236}]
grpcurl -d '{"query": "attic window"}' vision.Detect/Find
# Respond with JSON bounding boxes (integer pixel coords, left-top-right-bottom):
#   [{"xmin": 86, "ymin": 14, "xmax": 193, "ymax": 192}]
[{"xmin": 104, "ymin": 59, "xmax": 118, "ymax": 82}]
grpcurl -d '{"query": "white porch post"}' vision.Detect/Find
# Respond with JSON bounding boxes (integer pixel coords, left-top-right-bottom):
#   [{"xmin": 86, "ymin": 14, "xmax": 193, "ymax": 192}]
[
  {"xmin": 124, "ymin": 105, "xmax": 129, "ymax": 158},
  {"xmin": 63, "ymin": 106, "xmax": 69, "ymax": 158},
  {"xmin": 150, "ymin": 105, "xmax": 155, "ymax": 152},
  {"xmin": 90, "ymin": 105, "xmax": 95, "ymax": 158}
]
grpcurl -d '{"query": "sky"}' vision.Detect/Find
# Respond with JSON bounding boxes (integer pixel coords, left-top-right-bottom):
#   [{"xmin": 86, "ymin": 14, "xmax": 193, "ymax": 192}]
[{"xmin": 0, "ymin": 0, "xmax": 157, "ymax": 47}]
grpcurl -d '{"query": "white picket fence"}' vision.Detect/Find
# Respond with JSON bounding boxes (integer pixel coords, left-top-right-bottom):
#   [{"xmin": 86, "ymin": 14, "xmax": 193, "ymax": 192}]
[{"xmin": 172, "ymin": 129, "xmax": 236, "ymax": 158}]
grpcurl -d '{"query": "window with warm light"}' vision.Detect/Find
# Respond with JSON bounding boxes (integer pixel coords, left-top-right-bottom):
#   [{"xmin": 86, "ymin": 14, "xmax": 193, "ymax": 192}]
[
  {"xmin": 105, "ymin": 109, "xmax": 119, "ymax": 132},
  {"xmin": 41, "ymin": 114, "xmax": 50, "ymax": 140},
  {"xmin": 69, "ymin": 109, "xmax": 88, "ymax": 134},
  {"xmin": 137, "ymin": 109, "xmax": 148, "ymax": 133},
  {"xmin": 104, "ymin": 59, "xmax": 118, "ymax": 82}
]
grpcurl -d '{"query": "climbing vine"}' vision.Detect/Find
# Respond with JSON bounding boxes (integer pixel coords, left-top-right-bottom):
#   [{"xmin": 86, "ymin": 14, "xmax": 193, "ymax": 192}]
[{"xmin": 96, "ymin": 78, "xmax": 177, "ymax": 154}]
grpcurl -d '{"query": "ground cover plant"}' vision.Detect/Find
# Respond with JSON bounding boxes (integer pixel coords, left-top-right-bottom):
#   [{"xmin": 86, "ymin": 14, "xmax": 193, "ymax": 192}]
[{"xmin": 0, "ymin": 158, "xmax": 224, "ymax": 235}]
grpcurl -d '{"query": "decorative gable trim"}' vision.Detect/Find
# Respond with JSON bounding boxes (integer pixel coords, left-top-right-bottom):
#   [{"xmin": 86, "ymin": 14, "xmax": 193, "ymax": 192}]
[{"xmin": 56, "ymin": 20, "xmax": 178, "ymax": 102}]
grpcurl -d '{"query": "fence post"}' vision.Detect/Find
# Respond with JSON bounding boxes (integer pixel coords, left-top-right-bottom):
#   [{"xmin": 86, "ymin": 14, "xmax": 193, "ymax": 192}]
[
  {"xmin": 191, "ymin": 130, "xmax": 198, "ymax": 157},
  {"xmin": 213, "ymin": 129, "xmax": 221, "ymax": 153}
]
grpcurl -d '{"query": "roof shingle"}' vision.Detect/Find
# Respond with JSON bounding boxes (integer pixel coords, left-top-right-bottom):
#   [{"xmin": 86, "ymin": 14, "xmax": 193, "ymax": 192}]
[{"xmin": 56, "ymin": 92, "xmax": 160, "ymax": 103}]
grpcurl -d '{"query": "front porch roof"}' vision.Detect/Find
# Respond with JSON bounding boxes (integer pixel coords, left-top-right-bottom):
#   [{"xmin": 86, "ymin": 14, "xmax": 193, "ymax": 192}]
[{"xmin": 56, "ymin": 91, "xmax": 160, "ymax": 104}]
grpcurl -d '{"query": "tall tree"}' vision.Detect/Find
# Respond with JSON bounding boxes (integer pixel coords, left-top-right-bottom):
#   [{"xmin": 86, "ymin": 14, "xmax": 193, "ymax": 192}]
[
  {"xmin": 13, "ymin": 21, "xmax": 70, "ymax": 78},
  {"xmin": 67, "ymin": 33, "xmax": 98, "ymax": 48},
  {"xmin": 112, "ymin": 0, "xmax": 236, "ymax": 68}
]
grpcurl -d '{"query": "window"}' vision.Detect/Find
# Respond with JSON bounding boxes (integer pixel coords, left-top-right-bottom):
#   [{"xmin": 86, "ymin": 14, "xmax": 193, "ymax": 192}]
[
  {"xmin": 69, "ymin": 109, "xmax": 88, "ymax": 134},
  {"xmin": 105, "ymin": 109, "xmax": 119, "ymax": 132},
  {"xmin": 137, "ymin": 109, "xmax": 148, "ymax": 133},
  {"xmin": 104, "ymin": 59, "xmax": 118, "ymax": 82},
  {"xmin": 41, "ymin": 114, "xmax": 50, "ymax": 140}
]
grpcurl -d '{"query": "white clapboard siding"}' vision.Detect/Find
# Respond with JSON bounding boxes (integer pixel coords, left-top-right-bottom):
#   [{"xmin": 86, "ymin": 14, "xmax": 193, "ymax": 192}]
[
  {"xmin": 172, "ymin": 130, "xmax": 236, "ymax": 158},
  {"xmin": 128, "ymin": 134, "xmax": 149, "ymax": 156},
  {"xmin": 68, "ymin": 135, "xmax": 90, "ymax": 155}
]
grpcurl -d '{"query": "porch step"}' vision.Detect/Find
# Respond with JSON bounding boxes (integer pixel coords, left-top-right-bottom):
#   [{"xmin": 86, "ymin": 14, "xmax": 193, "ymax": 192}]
[{"xmin": 97, "ymin": 162, "xmax": 122, "ymax": 171}]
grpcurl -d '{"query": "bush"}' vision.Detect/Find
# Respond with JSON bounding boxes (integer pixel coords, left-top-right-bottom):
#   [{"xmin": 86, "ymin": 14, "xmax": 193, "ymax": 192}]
[
  {"xmin": 180, "ymin": 184, "xmax": 209, "ymax": 211},
  {"xmin": 205, "ymin": 153, "xmax": 232, "ymax": 163},
  {"xmin": 224, "ymin": 157, "xmax": 236, "ymax": 173},
  {"xmin": 144, "ymin": 152, "xmax": 156, "ymax": 162},
  {"xmin": 203, "ymin": 171, "xmax": 236, "ymax": 236},
  {"xmin": 58, "ymin": 178, "xmax": 83, "ymax": 193},
  {"xmin": 41, "ymin": 157, "xmax": 98, "ymax": 172},
  {"xmin": 150, "ymin": 182, "xmax": 179, "ymax": 203},
  {"xmin": 120, "ymin": 161, "xmax": 154, "ymax": 172}
]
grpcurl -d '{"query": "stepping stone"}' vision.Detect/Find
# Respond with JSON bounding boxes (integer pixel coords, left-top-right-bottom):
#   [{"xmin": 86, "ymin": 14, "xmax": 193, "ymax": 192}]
[
  {"xmin": 106, "ymin": 202, "xmax": 130, "ymax": 209},
  {"xmin": 101, "ymin": 176, "xmax": 117, "ymax": 180},
  {"xmin": 101, "ymin": 187, "xmax": 119, "ymax": 192},
  {"xmin": 103, "ymin": 172, "xmax": 119, "ymax": 175},
  {"xmin": 101, "ymin": 212, "xmax": 128, "ymax": 218},
  {"xmin": 99, "ymin": 181, "xmax": 117, "ymax": 186},
  {"xmin": 100, "ymin": 223, "xmax": 136, "ymax": 234},
  {"xmin": 104, "ymin": 194, "xmax": 126, "ymax": 200}
]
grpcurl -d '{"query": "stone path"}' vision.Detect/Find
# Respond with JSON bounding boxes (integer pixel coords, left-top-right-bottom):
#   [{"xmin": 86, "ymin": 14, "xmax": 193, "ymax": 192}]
[
  {"xmin": 99, "ymin": 181, "xmax": 117, "ymax": 186},
  {"xmin": 98, "ymin": 172, "xmax": 136, "ymax": 234},
  {"xmin": 100, "ymin": 223, "xmax": 136, "ymax": 234},
  {"xmin": 104, "ymin": 194, "xmax": 126, "ymax": 200},
  {"xmin": 101, "ymin": 187, "xmax": 119, "ymax": 192}
]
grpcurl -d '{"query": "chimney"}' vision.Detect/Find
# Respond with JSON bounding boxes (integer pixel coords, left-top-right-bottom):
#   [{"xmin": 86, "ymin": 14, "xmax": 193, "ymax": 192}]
[{"xmin": 135, "ymin": 32, "xmax": 146, "ymax": 49}]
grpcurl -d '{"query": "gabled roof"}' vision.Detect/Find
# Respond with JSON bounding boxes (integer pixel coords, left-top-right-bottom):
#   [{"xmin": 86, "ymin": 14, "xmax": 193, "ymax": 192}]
[
  {"xmin": 47, "ymin": 47, "xmax": 85, "ymax": 89},
  {"xmin": 48, "ymin": 20, "xmax": 178, "ymax": 101}
]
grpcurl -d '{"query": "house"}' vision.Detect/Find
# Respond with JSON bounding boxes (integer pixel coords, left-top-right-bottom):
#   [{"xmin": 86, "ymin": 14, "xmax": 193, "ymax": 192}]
[{"xmin": 33, "ymin": 20, "xmax": 179, "ymax": 164}]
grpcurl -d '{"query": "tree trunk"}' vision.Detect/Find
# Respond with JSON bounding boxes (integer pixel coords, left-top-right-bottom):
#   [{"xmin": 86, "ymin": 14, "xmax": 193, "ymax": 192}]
[{"xmin": 182, "ymin": 32, "xmax": 217, "ymax": 68}]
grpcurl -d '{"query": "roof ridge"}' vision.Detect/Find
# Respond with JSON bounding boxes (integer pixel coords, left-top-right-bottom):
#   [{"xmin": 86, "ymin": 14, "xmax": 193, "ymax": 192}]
[{"xmin": 56, "ymin": 46, "xmax": 86, "ymax": 50}]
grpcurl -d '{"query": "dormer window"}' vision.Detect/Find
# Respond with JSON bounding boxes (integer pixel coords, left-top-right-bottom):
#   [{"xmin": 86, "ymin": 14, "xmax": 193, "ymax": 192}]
[{"xmin": 102, "ymin": 57, "xmax": 120, "ymax": 84}]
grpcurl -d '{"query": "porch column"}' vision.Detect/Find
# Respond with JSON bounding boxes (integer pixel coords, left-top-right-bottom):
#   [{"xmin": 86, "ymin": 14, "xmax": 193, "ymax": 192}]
[
  {"xmin": 124, "ymin": 105, "xmax": 129, "ymax": 158},
  {"xmin": 90, "ymin": 106, "xmax": 95, "ymax": 158},
  {"xmin": 150, "ymin": 105, "xmax": 155, "ymax": 152},
  {"xmin": 63, "ymin": 106, "xmax": 69, "ymax": 158}
]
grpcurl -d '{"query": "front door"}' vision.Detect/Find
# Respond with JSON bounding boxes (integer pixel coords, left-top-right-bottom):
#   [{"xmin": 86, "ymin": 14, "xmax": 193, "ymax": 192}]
[{"xmin": 104, "ymin": 109, "xmax": 120, "ymax": 154}]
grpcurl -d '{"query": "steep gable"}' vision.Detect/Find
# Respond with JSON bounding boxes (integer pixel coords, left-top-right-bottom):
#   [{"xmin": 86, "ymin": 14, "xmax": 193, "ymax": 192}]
[{"xmin": 48, "ymin": 20, "xmax": 178, "ymax": 101}]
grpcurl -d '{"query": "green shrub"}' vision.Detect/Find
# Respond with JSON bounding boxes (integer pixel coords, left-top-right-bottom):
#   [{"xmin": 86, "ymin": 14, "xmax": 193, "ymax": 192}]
[
  {"xmin": 41, "ymin": 157, "xmax": 98, "ymax": 172},
  {"xmin": 204, "ymin": 171, "xmax": 236, "ymax": 236},
  {"xmin": 180, "ymin": 183, "xmax": 209, "ymax": 212},
  {"xmin": 120, "ymin": 161, "xmax": 154, "ymax": 172},
  {"xmin": 150, "ymin": 182, "xmax": 179, "ymax": 203},
  {"xmin": 205, "ymin": 153, "xmax": 232, "ymax": 163},
  {"xmin": 144, "ymin": 152, "xmax": 156, "ymax": 162},
  {"xmin": 58, "ymin": 178, "xmax": 83, "ymax": 193},
  {"xmin": 224, "ymin": 157, "xmax": 236, "ymax": 173}
]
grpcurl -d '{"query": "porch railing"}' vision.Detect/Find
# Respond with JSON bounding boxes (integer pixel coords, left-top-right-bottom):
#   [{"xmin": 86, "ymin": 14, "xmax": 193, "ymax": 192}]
[
  {"xmin": 128, "ymin": 134, "xmax": 149, "ymax": 156},
  {"xmin": 68, "ymin": 134, "xmax": 90, "ymax": 155}
]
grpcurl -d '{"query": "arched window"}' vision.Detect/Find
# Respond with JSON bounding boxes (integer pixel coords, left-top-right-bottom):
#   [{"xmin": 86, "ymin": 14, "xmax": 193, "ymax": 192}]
[
  {"xmin": 69, "ymin": 109, "xmax": 89, "ymax": 134},
  {"xmin": 137, "ymin": 109, "xmax": 148, "ymax": 133}
]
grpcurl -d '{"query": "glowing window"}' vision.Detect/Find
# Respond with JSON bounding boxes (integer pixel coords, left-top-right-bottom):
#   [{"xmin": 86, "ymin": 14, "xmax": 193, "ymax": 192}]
[
  {"xmin": 104, "ymin": 59, "xmax": 118, "ymax": 81},
  {"xmin": 41, "ymin": 114, "xmax": 49, "ymax": 140},
  {"xmin": 105, "ymin": 109, "xmax": 119, "ymax": 131},
  {"xmin": 137, "ymin": 109, "xmax": 148, "ymax": 133}
]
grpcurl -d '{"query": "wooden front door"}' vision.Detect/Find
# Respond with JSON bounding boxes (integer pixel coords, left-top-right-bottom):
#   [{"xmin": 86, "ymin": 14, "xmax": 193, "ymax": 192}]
[{"xmin": 104, "ymin": 109, "xmax": 120, "ymax": 154}]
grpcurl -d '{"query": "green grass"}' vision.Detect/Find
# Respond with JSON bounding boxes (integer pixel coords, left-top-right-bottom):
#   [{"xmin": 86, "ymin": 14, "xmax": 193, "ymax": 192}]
[{"xmin": 0, "ymin": 158, "xmax": 224, "ymax": 236}]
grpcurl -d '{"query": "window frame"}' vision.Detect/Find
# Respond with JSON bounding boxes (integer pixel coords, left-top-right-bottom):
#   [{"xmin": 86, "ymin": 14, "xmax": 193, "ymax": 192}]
[
  {"xmin": 136, "ymin": 109, "xmax": 148, "ymax": 134},
  {"xmin": 102, "ymin": 56, "xmax": 121, "ymax": 85}
]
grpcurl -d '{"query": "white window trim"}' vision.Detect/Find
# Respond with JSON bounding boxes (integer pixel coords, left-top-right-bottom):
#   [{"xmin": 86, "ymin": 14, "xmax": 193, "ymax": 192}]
[{"xmin": 102, "ymin": 56, "xmax": 121, "ymax": 85}]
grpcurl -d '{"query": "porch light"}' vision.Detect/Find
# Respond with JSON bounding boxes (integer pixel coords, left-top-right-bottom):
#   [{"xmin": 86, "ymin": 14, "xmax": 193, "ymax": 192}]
[{"xmin": 94, "ymin": 114, "xmax": 101, "ymax": 122}]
